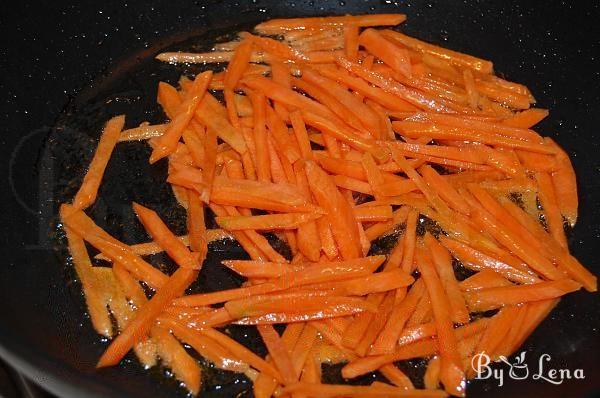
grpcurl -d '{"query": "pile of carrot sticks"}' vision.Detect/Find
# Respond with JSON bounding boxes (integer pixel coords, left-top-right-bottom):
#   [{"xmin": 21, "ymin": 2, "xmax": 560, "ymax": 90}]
[{"xmin": 60, "ymin": 13, "xmax": 596, "ymax": 397}]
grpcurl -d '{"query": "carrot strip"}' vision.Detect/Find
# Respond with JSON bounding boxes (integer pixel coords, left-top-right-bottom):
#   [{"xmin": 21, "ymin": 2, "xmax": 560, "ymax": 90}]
[
  {"xmin": 503, "ymin": 108, "xmax": 549, "ymax": 128},
  {"xmin": 401, "ymin": 210, "xmax": 419, "ymax": 273},
  {"xmin": 224, "ymin": 38, "xmax": 254, "ymax": 90},
  {"xmin": 420, "ymin": 165, "xmax": 470, "ymax": 215},
  {"xmin": 425, "ymin": 234, "xmax": 470, "ymax": 325},
  {"xmin": 63, "ymin": 223, "xmax": 113, "ymax": 337},
  {"xmin": 290, "ymin": 110, "xmax": 313, "ymax": 160},
  {"xmin": 464, "ymin": 279, "xmax": 581, "ymax": 312},
  {"xmin": 266, "ymin": 105, "xmax": 301, "ymax": 164},
  {"xmin": 195, "ymin": 93, "xmax": 247, "ymax": 154},
  {"xmin": 255, "ymin": 14, "xmax": 407, "ymax": 33},
  {"xmin": 216, "ymin": 213, "xmax": 320, "ymax": 231},
  {"xmin": 119, "ymin": 123, "xmax": 168, "ymax": 142},
  {"xmin": 535, "ymin": 171, "xmax": 568, "ymax": 248},
  {"xmin": 439, "ymin": 236, "xmax": 537, "ymax": 285},
  {"xmin": 97, "ymin": 265, "xmax": 197, "ymax": 368},
  {"xmin": 380, "ymin": 29, "xmax": 493, "ymax": 74},
  {"xmin": 305, "ymin": 160, "xmax": 362, "ymax": 259},
  {"xmin": 150, "ymin": 72, "xmax": 212, "ymax": 163},
  {"xmin": 359, "ymin": 28, "xmax": 412, "ymax": 77},
  {"xmin": 257, "ymin": 324, "xmax": 298, "ymax": 384},
  {"xmin": 416, "ymin": 250, "xmax": 465, "ymax": 397},
  {"xmin": 133, "ymin": 203, "xmax": 201, "ymax": 269},
  {"xmin": 460, "ymin": 270, "xmax": 513, "ymax": 291},
  {"xmin": 344, "ymin": 25, "xmax": 359, "ymax": 61},
  {"xmin": 153, "ymin": 327, "xmax": 202, "ymax": 395},
  {"xmin": 353, "ymin": 205, "xmax": 393, "ymax": 222},
  {"xmin": 61, "ymin": 205, "xmax": 169, "ymax": 288},
  {"xmin": 300, "ymin": 67, "xmax": 381, "ymax": 133},
  {"xmin": 73, "ymin": 115, "xmax": 125, "ymax": 209},
  {"xmin": 157, "ymin": 82, "xmax": 181, "ymax": 118},
  {"xmin": 161, "ymin": 319, "xmax": 249, "ymax": 372},
  {"xmin": 370, "ymin": 279, "xmax": 425, "ymax": 355},
  {"xmin": 355, "ymin": 292, "xmax": 396, "ymax": 356}
]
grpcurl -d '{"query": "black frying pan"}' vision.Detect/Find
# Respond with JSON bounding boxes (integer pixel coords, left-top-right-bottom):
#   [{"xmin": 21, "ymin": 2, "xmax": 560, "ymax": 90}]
[{"xmin": 0, "ymin": 1, "xmax": 599, "ymax": 397}]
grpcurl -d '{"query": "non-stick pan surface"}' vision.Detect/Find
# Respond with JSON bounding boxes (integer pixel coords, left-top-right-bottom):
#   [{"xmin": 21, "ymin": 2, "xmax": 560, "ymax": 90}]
[{"xmin": 0, "ymin": 1, "xmax": 599, "ymax": 397}]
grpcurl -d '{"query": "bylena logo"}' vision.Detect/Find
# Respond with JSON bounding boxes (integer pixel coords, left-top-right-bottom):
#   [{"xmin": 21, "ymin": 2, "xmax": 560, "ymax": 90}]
[{"xmin": 471, "ymin": 351, "xmax": 585, "ymax": 387}]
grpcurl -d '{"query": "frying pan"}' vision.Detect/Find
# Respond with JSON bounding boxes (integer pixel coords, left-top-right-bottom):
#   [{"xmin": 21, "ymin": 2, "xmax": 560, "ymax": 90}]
[{"xmin": 0, "ymin": 0, "xmax": 599, "ymax": 397}]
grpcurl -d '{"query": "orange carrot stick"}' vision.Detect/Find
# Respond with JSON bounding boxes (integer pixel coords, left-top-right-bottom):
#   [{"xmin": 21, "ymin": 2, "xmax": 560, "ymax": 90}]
[
  {"xmin": 216, "ymin": 213, "xmax": 320, "ymax": 231},
  {"xmin": 195, "ymin": 93, "xmax": 247, "ymax": 154},
  {"xmin": 419, "ymin": 165, "xmax": 470, "ymax": 215},
  {"xmin": 370, "ymin": 279, "xmax": 425, "ymax": 355},
  {"xmin": 153, "ymin": 326, "xmax": 202, "ymax": 395},
  {"xmin": 503, "ymin": 108, "xmax": 549, "ymax": 128},
  {"xmin": 73, "ymin": 115, "xmax": 125, "ymax": 209},
  {"xmin": 224, "ymin": 38, "xmax": 254, "ymax": 90},
  {"xmin": 305, "ymin": 160, "xmax": 362, "ymax": 260},
  {"xmin": 133, "ymin": 203, "xmax": 201, "ymax": 270},
  {"xmin": 344, "ymin": 25, "xmax": 359, "ymax": 61},
  {"xmin": 424, "ymin": 234, "xmax": 470, "ymax": 325},
  {"xmin": 255, "ymin": 14, "xmax": 407, "ymax": 33},
  {"xmin": 150, "ymin": 72, "xmax": 212, "ymax": 163},
  {"xmin": 401, "ymin": 210, "xmax": 419, "ymax": 273},
  {"xmin": 464, "ymin": 279, "xmax": 581, "ymax": 312},
  {"xmin": 61, "ymin": 205, "xmax": 168, "ymax": 289},
  {"xmin": 359, "ymin": 28, "xmax": 412, "ymax": 77},
  {"xmin": 380, "ymin": 29, "xmax": 493, "ymax": 74},
  {"xmin": 416, "ymin": 250, "xmax": 465, "ymax": 397},
  {"xmin": 459, "ymin": 270, "xmax": 513, "ymax": 291},
  {"xmin": 257, "ymin": 324, "xmax": 298, "ymax": 384},
  {"xmin": 97, "ymin": 265, "xmax": 197, "ymax": 368},
  {"xmin": 535, "ymin": 171, "xmax": 568, "ymax": 248}
]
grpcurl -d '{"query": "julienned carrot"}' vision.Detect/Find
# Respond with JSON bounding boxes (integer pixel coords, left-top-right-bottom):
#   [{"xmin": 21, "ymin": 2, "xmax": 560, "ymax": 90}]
[
  {"xmin": 97, "ymin": 264, "xmax": 197, "ymax": 368},
  {"xmin": 281, "ymin": 382, "xmax": 446, "ymax": 398},
  {"xmin": 344, "ymin": 25, "xmax": 359, "ymax": 61},
  {"xmin": 353, "ymin": 205, "xmax": 393, "ymax": 222},
  {"xmin": 336, "ymin": 57, "xmax": 454, "ymax": 113},
  {"xmin": 61, "ymin": 205, "xmax": 169, "ymax": 289},
  {"xmin": 305, "ymin": 268, "xmax": 414, "ymax": 296},
  {"xmin": 503, "ymin": 108, "xmax": 549, "ymax": 128},
  {"xmin": 359, "ymin": 28, "xmax": 412, "ymax": 77},
  {"xmin": 257, "ymin": 324, "xmax": 299, "ymax": 384},
  {"xmin": 470, "ymin": 306, "xmax": 519, "ymax": 365},
  {"xmin": 175, "ymin": 256, "xmax": 385, "ymax": 307},
  {"xmin": 498, "ymin": 197, "xmax": 597, "ymax": 292},
  {"xmin": 216, "ymin": 213, "xmax": 320, "ymax": 231},
  {"xmin": 255, "ymin": 14, "xmax": 407, "ymax": 34},
  {"xmin": 305, "ymin": 160, "xmax": 362, "ymax": 260},
  {"xmin": 380, "ymin": 29, "xmax": 493, "ymax": 74},
  {"xmin": 133, "ymin": 203, "xmax": 201, "ymax": 270},
  {"xmin": 153, "ymin": 326, "xmax": 202, "ymax": 395},
  {"xmin": 459, "ymin": 270, "xmax": 513, "ymax": 291},
  {"xmin": 157, "ymin": 82, "xmax": 181, "ymax": 118},
  {"xmin": 416, "ymin": 250, "xmax": 465, "ymax": 397},
  {"xmin": 63, "ymin": 222, "xmax": 113, "ymax": 337},
  {"xmin": 226, "ymin": 294, "xmax": 375, "ymax": 319},
  {"xmin": 224, "ymin": 39, "xmax": 254, "ymax": 90},
  {"xmin": 438, "ymin": 236, "xmax": 536, "ymax": 285},
  {"xmin": 150, "ymin": 72, "xmax": 212, "ymax": 163},
  {"xmin": 222, "ymin": 260, "xmax": 295, "ymax": 279},
  {"xmin": 73, "ymin": 115, "xmax": 125, "ymax": 209},
  {"xmin": 355, "ymin": 292, "xmax": 396, "ymax": 356},
  {"xmin": 294, "ymin": 76, "xmax": 369, "ymax": 135},
  {"xmin": 266, "ymin": 106, "xmax": 301, "ymax": 164},
  {"xmin": 300, "ymin": 66, "xmax": 381, "ymax": 134},
  {"xmin": 195, "ymin": 93, "xmax": 247, "ymax": 154},
  {"xmin": 364, "ymin": 206, "xmax": 410, "ymax": 241},
  {"xmin": 545, "ymin": 137, "xmax": 579, "ymax": 227},
  {"xmin": 464, "ymin": 279, "xmax": 581, "ymax": 312},
  {"xmin": 535, "ymin": 171, "xmax": 568, "ymax": 248},
  {"xmin": 199, "ymin": 328, "xmax": 282, "ymax": 381},
  {"xmin": 160, "ymin": 318, "xmax": 249, "ymax": 372},
  {"xmin": 393, "ymin": 121, "xmax": 556, "ymax": 154},
  {"xmin": 424, "ymin": 234, "xmax": 470, "ymax": 325},
  {"xmin": 401, "ymin": 210, "xmax": 419, "ymax": 273},
  {"xmin": 186, "ymin": 190, "xmax": 208, "ymax": 255},
  {"xmin": 370, "ymin": 279, "xmax": 425, "ymax": 355},
  {"xmin": 420, "ymin": 165, "xmax": 470, "ymax": 215}
]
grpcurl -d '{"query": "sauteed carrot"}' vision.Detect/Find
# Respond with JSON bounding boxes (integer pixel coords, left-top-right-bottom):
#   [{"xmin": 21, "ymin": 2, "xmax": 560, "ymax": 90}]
[{"xmin": 60, "ymin": 13, "xmax": 595, "ymax": 397}]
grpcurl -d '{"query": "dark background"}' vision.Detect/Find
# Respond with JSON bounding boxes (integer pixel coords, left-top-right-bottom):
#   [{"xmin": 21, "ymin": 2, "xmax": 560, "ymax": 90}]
[{"xmin": 0, "ymin": 1, "xmax": 599, "ymax": 397}]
